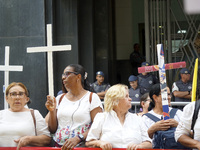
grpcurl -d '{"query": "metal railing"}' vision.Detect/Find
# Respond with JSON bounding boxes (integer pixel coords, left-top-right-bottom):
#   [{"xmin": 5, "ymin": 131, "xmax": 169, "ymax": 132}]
[
  {"xmin": 131, "ymin": 101, "xmax": 190, "ymax": 113},
  {"xmin": 101, "ymin": 101, "xmax": 190, "ymax": 113}
]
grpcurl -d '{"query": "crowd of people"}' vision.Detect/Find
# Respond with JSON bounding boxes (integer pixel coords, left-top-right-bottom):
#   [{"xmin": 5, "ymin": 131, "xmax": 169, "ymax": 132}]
[{"xmin": 0, "ymin": 62, "xmax": 199, "ymax": 150}]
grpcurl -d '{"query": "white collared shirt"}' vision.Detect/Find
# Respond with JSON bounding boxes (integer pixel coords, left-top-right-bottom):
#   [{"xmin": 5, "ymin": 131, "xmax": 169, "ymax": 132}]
[
  {"xmin": 86, "ymin": 110, "xmax": 151, "ymax": 148},
  {"xmin": 0, "ymin": 109, "xmax": 50, "ymax": 147},
  {"xmin": 175, "ymin": 102, "xmax": 200, "ymax": 143}
]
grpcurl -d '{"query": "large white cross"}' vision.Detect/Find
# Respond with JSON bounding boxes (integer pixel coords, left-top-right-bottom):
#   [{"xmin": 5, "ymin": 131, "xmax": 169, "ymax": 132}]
[
  {"xmin": 0, "ymin": 46, "xmax": 23, "ymax": 109},
  {"xmin": 27, "ymin": 24, "xmax": 71, "ymax": 96}
]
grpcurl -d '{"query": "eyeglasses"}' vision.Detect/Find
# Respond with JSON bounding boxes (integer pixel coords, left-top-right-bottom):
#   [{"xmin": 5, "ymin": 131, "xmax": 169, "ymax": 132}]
[
  {"xmin": 9, "ymin": 92, "xmax": 26, "ymax": 98},
  {"xmin": 62, "ymin": 71, "xmax": 79, "ymax": 78}
]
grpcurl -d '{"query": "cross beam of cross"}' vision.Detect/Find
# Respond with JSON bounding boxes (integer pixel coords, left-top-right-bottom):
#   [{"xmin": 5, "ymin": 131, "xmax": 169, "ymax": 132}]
[{"xmin": 138, "ymin": 44, "xmax": 186, "ymax": 120}]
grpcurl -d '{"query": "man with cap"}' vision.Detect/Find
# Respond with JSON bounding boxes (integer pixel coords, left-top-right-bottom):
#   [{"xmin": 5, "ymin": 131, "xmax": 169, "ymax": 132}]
[
  {"xmin": 172, "ymin": 68, "xmax": 192, "ymax": 102},
  {"xmin": 91, "ymin": 71, "xmax": 111, "ymax": 101},
  {"xmin": 137, "ymin": 62, "xmax": 159, "ymax": 94},
  {"xmin": 128, "ymin": 75, "xmax": 142, "ymax": 113}
]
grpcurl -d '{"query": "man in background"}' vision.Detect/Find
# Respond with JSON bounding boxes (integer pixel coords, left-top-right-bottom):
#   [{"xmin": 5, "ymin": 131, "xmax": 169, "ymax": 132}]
[
  {"xmin": 172, "ymin": 68, "xmax": 192, "ymax": 102},
  {"xmin": 130, "ymin": 43, "xmax": 145, "ymax": 75},
  {"xmin": 137, "ymin": 62, "xmax": 159, "ymax": 94},
  {"xmin": 91, "ymin": 71, "xmax": 110, "ymax": 101}
]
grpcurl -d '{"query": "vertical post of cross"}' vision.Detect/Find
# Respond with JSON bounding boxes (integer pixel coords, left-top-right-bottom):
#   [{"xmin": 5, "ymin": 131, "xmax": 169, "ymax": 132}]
[
  {"xmin": 157, "ymin": 44, "xmax": 169, "ymax": 120},
  {"xmin": 0, "ymin": 46, "xmax": 23, "ymax": 109},
  {"xmin": 47, "ymin": 24, "xmax": 54, "ymax": 96}
]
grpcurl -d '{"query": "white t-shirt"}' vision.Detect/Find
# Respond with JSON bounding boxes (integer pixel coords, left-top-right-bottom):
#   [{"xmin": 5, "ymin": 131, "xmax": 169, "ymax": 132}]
[
  {"xmin": 142, "ymin": 107, "xmax": 182, "ymax": 130},
  {"xmin": 54, "ymin": 91, "xmax": 103, "ymax": 145},
  {"xmin": 0, "ymin": 109, "xmax": 50, "ymax": 147},
  {"xmin": 175, "ymin": 102, "xmax": 200, "ymax": 143},
  {"xmin": 86, "ymin": 110, "xmax": 152, "ymax": 148}
]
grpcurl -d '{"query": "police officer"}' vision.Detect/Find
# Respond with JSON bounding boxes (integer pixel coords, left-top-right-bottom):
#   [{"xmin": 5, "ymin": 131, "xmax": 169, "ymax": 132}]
[
  {"xmin": 91, "ymin": 71, "xmax": 110, "ymax": 101},
  {"xmin": 129, "ymin": 75, "xmax": 141, "ymax": 101},
  {"xmin": 172, "ymin": 68, "xmax": 192, "ymax": 102},
  {"xmin": 137, "ymin": 62, "xmax": 159, "ymax": 94},
  {"xmin": 128, "ymin": 75, "xmax": 142, "ymax": 113}
]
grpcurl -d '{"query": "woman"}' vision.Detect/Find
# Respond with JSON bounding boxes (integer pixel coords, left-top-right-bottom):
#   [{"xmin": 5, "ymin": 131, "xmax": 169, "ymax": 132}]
[
  {"xmin": 85, "ymin": 84, "xmax": 152, "ymax": 150},
  {"xmin": 45, "ymin": 64, "xmax": 103, "ymax": 150},
  {"xmin": 142, "ymin": 84, "xmax": 182, "ymax": 138},
  {"xmin": 175, "ymin": 101, "xmax": 200, "ymax": 149},
  {"xmin": 0, "ymin": 82, "xmax": 51, "ymax": 149},
  {"xmin": 137, "ymin": 93, "xmax": 151, "ymax": 116}
]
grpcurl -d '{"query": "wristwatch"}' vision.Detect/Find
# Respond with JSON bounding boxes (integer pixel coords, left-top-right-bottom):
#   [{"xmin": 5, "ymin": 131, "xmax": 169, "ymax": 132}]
[
  {"xmin": 188, "ymin": 91, "xmax": 191, "ymax": 95},
  {"xmin": 77, "ymin": 134, "xmax": 85, "ymax": 142}
]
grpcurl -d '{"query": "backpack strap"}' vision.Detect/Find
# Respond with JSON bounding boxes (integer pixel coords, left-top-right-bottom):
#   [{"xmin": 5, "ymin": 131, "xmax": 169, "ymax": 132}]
[
  {"xmin": 169, "ymin": 108, "xmax": 178, "ymax": 119},
  {"xmin": 192, "ymin": 100, "xmax": 200, "ymax": 130},
  {"xmin": 144, "ymin": 113, "xmax": 161, "ymax": 122},
  {"xmin": 145, "ymin": 108, "xmax": 178, "ymax": 122},
  {"xmin": 58, "ymin": 93, "xmax": 66, "ymax": 106},
  {"xmin": 89, "ymin": 92, "xmax": 93, "ymax": 103},
  {"xmin": 30, "ymin": 109, "xmax": 37, "ymax": 135}
]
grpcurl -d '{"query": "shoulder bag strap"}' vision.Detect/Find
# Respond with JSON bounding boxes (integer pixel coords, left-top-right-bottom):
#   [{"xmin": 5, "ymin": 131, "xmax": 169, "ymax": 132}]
[
  {"xmin": 30, "ymin": 109, "xmax": 37, "ymax": 136},
  {"xmin": 89, "ymin": 92, "xmax": 93, "ymax": 103},
  {"xmin": 58, "ymin": 93, "xmax": 66, "ymax": 106},
  {"xmin": 144, "ymin": 113, "xmax": 161, "ymax": 122}
]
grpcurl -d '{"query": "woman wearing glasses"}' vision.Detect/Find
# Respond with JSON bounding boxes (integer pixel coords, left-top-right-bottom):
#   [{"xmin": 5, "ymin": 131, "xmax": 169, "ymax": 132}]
[
  {"xmin": 0, "ymin": 82, "xmax": 51, "ymax": 149},
  {"xmin": 137, "ymin": 93, "xmax": 151, "ymax": 117},
  {"xmin": 45, "ymin": 64, "xmax": 103, "ymax": 150}
]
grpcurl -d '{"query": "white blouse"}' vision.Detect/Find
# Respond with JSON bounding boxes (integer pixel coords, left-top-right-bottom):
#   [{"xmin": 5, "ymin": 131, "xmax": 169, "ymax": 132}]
[
  {"xmin": 0, "ymin": 109, "xmax": 50, "ymax": 147},
  {"xmin": 54, "ymin": 91, "xmax": 103, "ymax": 145},
  {"xmin": 86, "ymin": 110, "xmax": 151, "ymax": 148},
  {"xmin": 175, "ymin": 102, "xmax": 200, "ymax": 142}
]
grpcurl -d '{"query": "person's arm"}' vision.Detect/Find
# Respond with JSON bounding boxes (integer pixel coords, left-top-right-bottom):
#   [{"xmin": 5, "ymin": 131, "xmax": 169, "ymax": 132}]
[
  {"xmin": 177, "ymin": 134, "xmax": 200, "ymax": 149},
  {"xmin": 85, "ymin": 111, "xmax": 111, "ymax": 150},
  {"xmin": 15, "ymin": 135, "xmax": 51, "ymax": 150},
  {"xmin": 97, "ymin": 91, "xmax": 106, "ymax": 99},
  {"xmin": 97, "ymin": 85, "xmax": 110, "ymax": 99},
  {"xmin": 127, "ymin": 141, "xmax": 152, "ymax": 150},
  {"xmin": 173, "ymin": 90, "xmax": 191, "ymax": 99},
  {"xmin": 45, "ymin": 95, "xmax": 58, "ymax": 133},
  {"xmin": 86, "ymin": 140, "xmax": 112, "ymax": 150},
  {"xmin": 175, "ymin": 102, "xmax": 198, "ymax": 149},
  {"xmin": 148, "ymin": 120, "xmax": 171, "ymax": 138},
  {"xmin": 168, "ymin": 118, "xmax": 179, "ymax": 127}
]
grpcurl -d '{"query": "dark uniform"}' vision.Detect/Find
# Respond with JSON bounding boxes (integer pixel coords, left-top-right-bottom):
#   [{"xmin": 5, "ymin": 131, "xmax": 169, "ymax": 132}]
[
  {"xmin": 91, "ymin": 81, "xmax": 110, "ymax": 94},
  {"xmin": 137, "ymin": 73, "xmax": 159, "ymax": 95},
  {"xmin": 129, "ymin": 87, "xmax": 142, "ymax": 113},
  {"xmin": 129, "ymin": 87, "xmax": 141, "ymax": 102},
  {"xmin": 172, "ymin": 80, "xmax": 192, "ymax": 102}
]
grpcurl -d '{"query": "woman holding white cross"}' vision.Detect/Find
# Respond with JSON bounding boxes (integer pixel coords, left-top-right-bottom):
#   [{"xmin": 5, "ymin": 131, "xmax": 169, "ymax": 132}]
[{"xmin": 45, "ymin": 64, "xmax": 103, "ymax": 150}]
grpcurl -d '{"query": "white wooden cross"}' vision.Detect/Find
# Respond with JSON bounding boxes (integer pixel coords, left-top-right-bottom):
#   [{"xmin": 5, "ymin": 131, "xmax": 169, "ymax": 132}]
[
  {"xmin": 27, "ymin": 24, "xmax": 71, "ymax": 97},
  {"xmin": 0, "ymin": 46, "xmax": 23, "ymax": 109}
]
